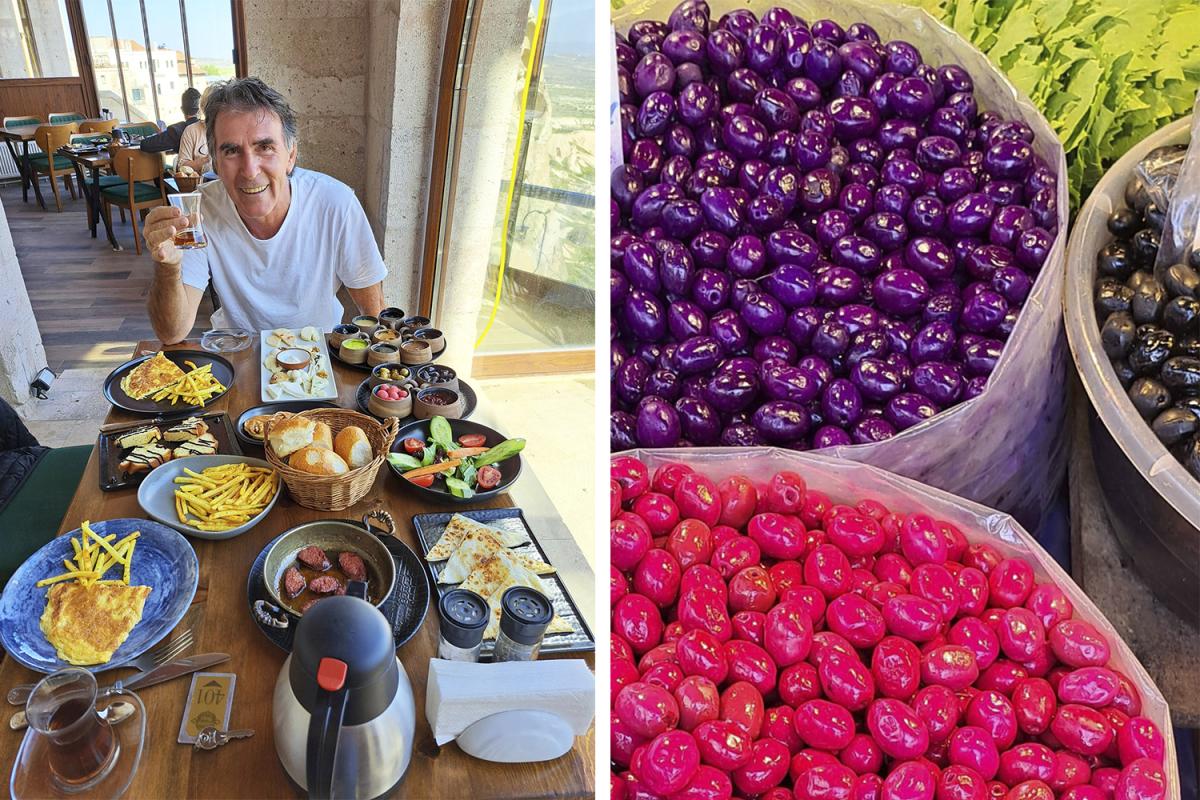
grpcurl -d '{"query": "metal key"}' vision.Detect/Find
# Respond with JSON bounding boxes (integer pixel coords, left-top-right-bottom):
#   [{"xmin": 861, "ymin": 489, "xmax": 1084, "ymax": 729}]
[{"xmin": 194, "ymin": 726, "xmax": 254, "ymax": 750}]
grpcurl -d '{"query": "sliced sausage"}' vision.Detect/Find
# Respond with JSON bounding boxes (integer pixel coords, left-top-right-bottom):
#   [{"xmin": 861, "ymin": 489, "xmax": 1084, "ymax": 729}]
[
  {"xmin": 283, "ymin": 566, "xmax": 306, "ymax": 599},
  {"xmin": 297, "ymin": 545, "xmax": 330, "ymax": 571},
  {"xmin": 300, "ymin": 597, "xmax": 321, "ymax": 614},
  {"xmin": 309, "ymin": 575, "xmax": 343, "ymax": 595},
  {"xmin": 338, "ymin": 551, "xmax": 367, "ymax": 582}
]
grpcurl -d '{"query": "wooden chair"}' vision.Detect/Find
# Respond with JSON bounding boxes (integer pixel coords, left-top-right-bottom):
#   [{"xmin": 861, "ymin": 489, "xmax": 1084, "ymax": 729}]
[
  {"xmin": 102, "ymin": 144, "xmax": 167, "ymax": 255},
  {"xmin": 78, "ymin": 119, "xmax": 118, "ymax": 135},
  {"xmin": 27, "ymin": 123, "xmax": 79, "ymax": 211},
  {"xmin": 48, "ymin": 113, "xmax": 85, "ymax": 126},
  {"xmin": 2, "ymin": 116, "xmax": 41, "ymax": 128}
]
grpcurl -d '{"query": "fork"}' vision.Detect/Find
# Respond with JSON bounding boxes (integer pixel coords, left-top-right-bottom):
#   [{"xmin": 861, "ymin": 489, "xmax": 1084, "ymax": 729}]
[{"xmin": 7, "ymin": 628, "xmax": 194, "ymax": 705}]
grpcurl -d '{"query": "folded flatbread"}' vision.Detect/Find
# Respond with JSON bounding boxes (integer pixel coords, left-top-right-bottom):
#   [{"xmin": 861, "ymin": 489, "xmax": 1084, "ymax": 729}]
[
  {"xmin": 426, "ymin": 514, "xmax": 530, "ymax": 561},
  {"xmin": 437, "ymin": 528, "xmax": 553, "ymax": 584}
]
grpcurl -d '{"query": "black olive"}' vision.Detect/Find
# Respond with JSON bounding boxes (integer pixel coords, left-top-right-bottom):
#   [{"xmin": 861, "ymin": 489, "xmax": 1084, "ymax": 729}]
[
  {"xmin": 1176, "ymin": 396, "xmax": 1200, "ymax": 421},
  {"xmin": 1131, "ymin": 279, "xmax": 1167, "ymax": 324},
  {"xmin": 1111, "ymin": 358, "xmax": 1136, "ymax": 389},
  {"xmin": 1144, "ymin": 202, "xmax": 1166, "ymax": 231},
  {"xmin": 1128, "ymin": 377, "xmax": 1172, "ymax": 418},
  {"xmin": 1096, "ymin": 240, "xmax": 1135, "ymax": 279},
  {"xmin": 1162, "ymin": 296, "xmax": 1200, "ymax": 334},
  {"xmin": 1100, "ymin": 311, "xmax": 1137, "ymax": 359},
  {"xmin": 1185, "ymin": 438, "xmax": 1200, "ymax": 481},
  {"xmin": 1107, "ymin": 208, "xmax": 1141, "ymax": 239},
  {"xmin": 1151, "ymin": 407, "xmax": 1198, "ymax": 445},
  {"xmin": 1163, "ymin": 263, "xmax": 1200, "ymax": 298},
  {"xmin": 1131, "ymin": 228, "xmax": 1161, "ymax": 264},
  {"xmin": 1128, "ymin": 328, "xmax": 1175, "ymax": 375},
  {"xmin": 1126, "ymin": 270, "xmax": 1156, "ymax": 292},
  {"xmin": 1190, "ymin": 248, "xmax": 1200, "ymax": 271},
  {"xmin": 1094, "ymin": 278, "xmax": 1134, "ymax": 318},
  {"xmin": 1161, "ymin": 356, "xmax": 1200, "ymax": 396},
  {"xmin": 1174, "ymin": 335, "xmax": 1200, "ymax": 358},
  {"xmin": 1124, "ymin": 176, "xmax": 1150, "ymax": 213}
]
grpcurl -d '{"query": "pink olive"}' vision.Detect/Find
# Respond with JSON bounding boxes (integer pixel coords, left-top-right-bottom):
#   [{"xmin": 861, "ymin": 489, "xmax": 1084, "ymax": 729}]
[
  {"xmin": 616, "ymin": 681, "xmax": 680, "ymax": 739},
  {"xmin": 731, "ymin": 610, "xmax": 766, "ymax": 646},
  {"xmin": 827, "ymin": 592, "xmax": 888, "ymax": 649},
  {"xmin": 1091, "ymin": 766, "xmax": 1120, "ymax": 793},
  {"xmin": 1050, "ymin": 704, "xmax": 1114, "ymax": 756},
  {"xmin": 612, "ymin": 711, "xmax": 646, "ymax": 768},
  {"xmin": 680, "ymin": 563, "xmax": 726, "ymax": 597},
  {"xmin": 938, "ymin": 521, "xmax": 969, "ymax": 562},
  {"xmin": 760, "ymin": 788, "xmax": 793, "ymax": 800},
  {"xmin": 615, "ymin": 593, "xmax": 666, "ymax": 654},
  {"xmin": 769, "ymin": 560, "xmax": 806, "ymax": 594},
  {"xmin": 988, "ymin": 559, "xmax": 1035, "ymax": 608},
  {"xmin": 612, "ymin": 455, "xmax": 649, "ymax": 498},
  {"xmin": 667, "ymin": 519, "xmax": 715, "ymax": 570},
  {"xmin": 635, "ymin": 548, "xmax": 684, "ymax": 607},
  {"xmin": 720, "ymin": 680, "xmax": 765, "ymax": 739},
  {"xmin": 793, "ymin": 762, "xmax": 856, "ymax": 800},
  {"xmin": 763, "ymin": 470, "xmax": 807, "ymax": 515},
  {"xmin": 717, "ymin": 475, "xmax": 758, "ymax": 529},
  {"xmin": 674, "ymin": 472, "xmax": 722, "ymax": 527},
  {"xmin": 636, "ymin": 729, "xmax": 701, "ymax": 795},
  {"xmin": 997, "ymin": 742, "xmax": 1055, "ymax": 785},
  {"xmin": 1059, "ymin": 787, "xmax": 1106, "ymax": 800},
  {"xmin": 963, "ymin": 543, "xmax": 1002, "ymax": 575},
  {"xmin": 643, "ymin": 662, "xmax": 684, "ymax": 693},
  {"xmin": 652, "ymin": 463, "xmax": 693, "ymax": 495},
  {"xmin": 948, "ymin": 725, "xmax": 1000, "ymax": 780},
  {"xmin": 763, "ymin": 705, "xmax": 804, "ymax": 754},
  {"xmin": 693, "ymin": 719, "xmax": 753, "ymax": 771},
  {"xmin": 668, "ymin": 764, "xmax": 733, "ymax": 800},
  {"xmin": 1101, "ymin": 706, "xmax": 1130, "ymax": 762},
  {"xmin": 1050, "ymin": 750, "xmax": 1092, "ymax": 792},
  {"xmin": 1057, "ymin": 667, "xmax": 1119, "ymax": 708},
  {"xmin": 676, "ymin": 628, "xmax": 729, "ymax": 684},
  {"xmin": 868, "ymin": 580, "xmax": 908, "ymax": 608},
  {"xmin": 709, "ymin": 525, "xmax": 740, "ymax": 548},
  {"xmin": 797, "ymin": 489, "xmax": 830, "ymax": 528},
  {"xmin": 728, "ymin": 565, "xmax": 777, "ymax": 613},
  {"xmin": 1002, "ymin": 780, "xmax": 1053, "ymax": 800},
  {"xmin": 613, "ymin": 517, "xmax": 653, "ymax": 572},
  {"xmin": 827, "ymin": 512, "xmax": 886, "ymax": 557},
  {"xmin": 976, "ymin": 660, "xmax": 1028, "ymax": 696},
  {"xmin": 746, "ymin": 512, "xmax": 806, "ymax": 560},
  {"xmin": 922, "ymin": 645, "xmax": 979, "ymax": 690},
  {"xmin": 779, "ymin": 662, "xmax": 822, "ymax": 708},
  {"xmin": 948, "ymin": 617, "xmax": 1000, "ymax": 671},
  {"xmin": 1113, "ymin": 757, "xmax": 1166, "ymax": 800},
  {"xmin": 676, "ymin": 587, "xmax": 733, "ymax": 642},
  {"xmin": 857, "ymin": 498, "xmax": 890, "ymax": 520},
  {"xmin": 882, "ymin": 759, "xmax": 937, "ymax": 800},
  {"xmin": 614, "ymin": 658, "xmax": 641, "ymax": 703},
  {"xmin": 731, "ymin": 737, "xmax": 790, "ymax": 795},
  {"xmin": 788, "ymin": 748, "xmax": 841, "ymax": 784},
  {"xmin": 914, "ymin": 685, "xmax": 961, "ymax": 743},
  {"xmin": 872, "ymin": 635, "xmax": 922, "ymax": 699},
  {"xmin": 638, "ymin": 641, "xmax": 677, "ymax": 673},
  {"xmin": 725, "ymin": 640, "xmax": 777, "ymax": 695},
  {"xmin": 875, "ymin": 553, "xmax": 916, "ymax": 587},
  {"xmin": 810, "ymin": 631, "xmax": 859, "ymax": 668},
  {"xmin": 818, "ymin": 650, "xmax": 876, "ymax": 712},
  {"xmin": 787, "ymin": 585, "xmax": 829, "ymax": 627},
  {"xmin": 711, "ymin": 536, "xmax": 762, "ymax": 580},
  {"xmin": 867, "ymin": 697, "xmax": 930, "ymax": 759},
  {"xmin": 633, "ymin": 491, "xmax": 682, "ymax": 536},
  {"xmin": 674, "ymin": 675, "xmax": 720, "ymax": 732},
  {"xmin": 765, "ymin": 600, "xmax": 815, "ymax": 667},
  {"xmin": 613, "ymin": 565, "xmax": 630, "ymax": 605},
  {"xmin": 911, "ymin": 563, "xmax": 961, "ymax": 621},
  {"xmin": 1011, "ymin": 678, "xmax": 1056, "ymax": 735},
  {"xmin": 882, "ymin": 594, "xmax": 944, "ymax": 641},
  {"xmin": 1110, "ymin": 670, "xmax": 1142, "ymax": 717},
  {"xmin": 1116, "ymin": 716, "xmax": 1165, "ymax": 766},
  {"xmin": 956, "ymin": 567, "xmax": 990, "ymax": 617},
  {"xmin": 1024, "ymin": 584, "xmax": 1073, "ymax": 631},
  {"xmin": 997, "ymin": 608, "xmax": 1045, "ymax": 662},
  {"xmin": 805, "ymin": 543, "xmax": 854, "ymax": 598},
  {"xmin": 854, "ymin": 773, "xmax": 885, "ymax": 800},
  {"xmin": 900, "ymin": 513, "xmax": 950, "ymax": 566},
  {"xmin": 793, "ymin": 699, "xmax": 856, "ymax": 751},
  {"xmin": 850, "ymin": 567, "xmax": 878, "ymax": 597},
  {"xmin": 840, "ymin": 733, "xmax": 884, "ymax": 775},
  {"xmin": 614, "ymin": 633, "xmax": 635, "ymax": 664},
  {"xmin": 966, "ymin": 690, "xmax": 1018, "ymax": 750},
  {"xmin": 611, "ymin": 478, "xmax": 623, "ymax": 521},
  {"xmin": 936, "ymin": 765, "xmax": 988, "ymax": 800},
  {"xmin": 1048, "ymin": 620, "xmax": 1111, "ymax": 668}
]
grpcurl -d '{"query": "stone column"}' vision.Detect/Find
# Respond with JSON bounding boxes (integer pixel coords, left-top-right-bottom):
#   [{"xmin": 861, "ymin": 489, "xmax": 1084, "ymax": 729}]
[{"xmin": 0, "ymin": 200, "xmax": 48, "ymax": 408}]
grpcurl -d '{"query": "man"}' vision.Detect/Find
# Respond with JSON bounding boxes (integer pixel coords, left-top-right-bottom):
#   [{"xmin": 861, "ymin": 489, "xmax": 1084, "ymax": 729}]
[
  {"xmin": 139, "ymin": 87, "xmax": 202, "ymax": 154},
  {"xmin": 142, "ymin": 78, "xmax": 386, "ymax": 342}
]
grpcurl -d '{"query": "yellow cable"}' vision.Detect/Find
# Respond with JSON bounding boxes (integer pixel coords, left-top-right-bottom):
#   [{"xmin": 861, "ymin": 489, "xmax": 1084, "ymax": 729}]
[{"xmin": 475, "ymin": 0, "xmax": 549, "ymax": 350}]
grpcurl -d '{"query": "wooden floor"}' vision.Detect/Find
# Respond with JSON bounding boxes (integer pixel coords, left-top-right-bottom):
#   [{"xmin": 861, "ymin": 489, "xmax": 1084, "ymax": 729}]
[{"xmin": 1, "ymin": 180, "xmax": 213, "ymax": 373}]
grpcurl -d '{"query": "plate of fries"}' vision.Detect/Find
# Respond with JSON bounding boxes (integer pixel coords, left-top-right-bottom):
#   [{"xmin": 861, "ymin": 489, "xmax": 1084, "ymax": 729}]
[
  {"xmin": 103, "ymin": 350, "xmax": 234, "ymax": 415},
  {"xmin": 0, "ymin": 518, "xmax": 198, "ymax": 673},
  {"xmin": 137, "ymin": 455, "xmax": 282, "ymax": 540}
]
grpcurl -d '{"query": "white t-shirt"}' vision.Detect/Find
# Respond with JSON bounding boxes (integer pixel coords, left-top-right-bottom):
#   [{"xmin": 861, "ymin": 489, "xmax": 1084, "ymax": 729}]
[
  {"xmin": 175, "ymin": 122, "xmax": 209, "ymax": 173},
  {"xmin": 180, "ymin": 168, "xmax": 387, "ymax": 332}
]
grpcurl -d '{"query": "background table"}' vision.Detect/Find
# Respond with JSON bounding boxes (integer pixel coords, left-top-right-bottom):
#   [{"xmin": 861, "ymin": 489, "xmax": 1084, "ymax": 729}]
[
  {"xmin": 56, "ymin": 145, "xmax": 119, "ymax": 250},
  {"xmin": 0, "ymin": 340, "xmax": 596, "ymax": 799}
]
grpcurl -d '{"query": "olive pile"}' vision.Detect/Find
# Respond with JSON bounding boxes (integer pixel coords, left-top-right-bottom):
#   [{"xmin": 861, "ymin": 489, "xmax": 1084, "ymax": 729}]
[{"xmin": 1094, "ymin": 170, "xmax": 1200, "ymax": 479}]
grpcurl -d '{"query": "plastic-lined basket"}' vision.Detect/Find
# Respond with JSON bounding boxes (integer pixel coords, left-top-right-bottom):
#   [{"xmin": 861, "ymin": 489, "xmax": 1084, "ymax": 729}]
[{"xmin": 263, "ymin": 408, "xmax": 398, "ymax": 511}]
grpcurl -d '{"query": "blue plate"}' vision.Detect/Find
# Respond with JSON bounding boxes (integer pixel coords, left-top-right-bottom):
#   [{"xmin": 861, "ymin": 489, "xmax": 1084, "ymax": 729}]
[{"xmin": 0, "ymin": 519, "xmax": 198, "ymax": 674}]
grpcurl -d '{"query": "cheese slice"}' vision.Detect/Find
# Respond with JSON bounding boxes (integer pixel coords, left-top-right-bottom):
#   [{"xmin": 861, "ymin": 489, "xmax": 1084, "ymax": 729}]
[
  {"xmin": 437, "ymin": 529, "xmax": 553, "ymax": 584},
  {"xmin": 426, "ymin": 514, "xmax": 530, "ymax": 561}
]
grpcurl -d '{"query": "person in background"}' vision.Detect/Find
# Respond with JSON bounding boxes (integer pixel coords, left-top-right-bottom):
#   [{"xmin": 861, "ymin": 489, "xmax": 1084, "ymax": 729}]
[
  {"xmin": 139, "ymin": 87, "xmax": 202, "ymax": 154},
  {"xmin": 175, "ymin": 85, "xmax": 213, "ymax": 175}
]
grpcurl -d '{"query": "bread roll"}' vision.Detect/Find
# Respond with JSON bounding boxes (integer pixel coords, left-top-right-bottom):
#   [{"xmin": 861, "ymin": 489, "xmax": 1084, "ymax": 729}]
[
  {"xmin": 269, "ymin": 415, "xmax": 316, "ymax": 458},
  {"xmin": 312, "ymin": 421, "xmax": 333, "ymax": 451},
  {"xmin": 288, "ymin": 445, "xmax": 348, "ymax": 476},
  {"xmin": 334, "ymin": 426, "xmax": 372, "ymax": 468}
]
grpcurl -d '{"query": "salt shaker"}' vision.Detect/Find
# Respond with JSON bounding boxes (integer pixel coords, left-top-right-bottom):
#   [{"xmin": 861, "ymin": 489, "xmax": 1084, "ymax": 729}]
[
  {"xmin": 492, "ymin": 587, "xmax": 553, "ymax": 662},
  {"xmin": 437, "ymin": 589, "xmax": 488, "ymax": 662}
]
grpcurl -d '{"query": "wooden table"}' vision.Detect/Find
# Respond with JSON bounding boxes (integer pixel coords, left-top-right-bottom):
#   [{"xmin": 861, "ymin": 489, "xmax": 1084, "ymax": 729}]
[
  {"xmin": 0, "ymin": 120, "xmax": 105, "ymax": 210},
  {"xmin": 0, "ymin": 341, "xmax": 596, "ymax": 799},
  {"xmin": 56, "ymin": 145, "xmax": 120, "ymax": 250}
]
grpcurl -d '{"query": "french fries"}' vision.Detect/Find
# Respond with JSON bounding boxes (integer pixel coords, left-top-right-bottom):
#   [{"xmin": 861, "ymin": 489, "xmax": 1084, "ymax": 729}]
[
  {"xmin": 36, "ymin": 520, "xmax": 139, "ymax": 588},
  {"xmin": 151, "ymin": 362, "xmax": 226, "ymax": 408},
  {"xmin": 174, "ymin": 463, "xmax": 277, "ymax": 531}
]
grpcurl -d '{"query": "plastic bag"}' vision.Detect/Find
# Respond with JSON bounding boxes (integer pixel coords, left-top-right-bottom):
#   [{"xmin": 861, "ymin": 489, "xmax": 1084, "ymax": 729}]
[
  {"xmin": 621, "ymin": 446, "xmax": 1181, "ymax": 798},
  {"xmin": 1135, "ymin": 144, "xmax": 1188, "ymax": 214},
  {"xmin": 1152, "ymin": 91, "xmax": 1200, "ymax": 277},
  {"xmin": 611, "ymin": 1, "xmax": 1070, "ymax": 531}
]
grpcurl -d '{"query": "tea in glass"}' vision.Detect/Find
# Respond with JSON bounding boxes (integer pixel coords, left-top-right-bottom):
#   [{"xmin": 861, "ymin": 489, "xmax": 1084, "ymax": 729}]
[
  {"xmin": 168, "ymin": 191, "xmax": 207, "ymax": 249},
  {"xmin": 26, "ymin": 668, "xmax": 120, "ymax": 791}
]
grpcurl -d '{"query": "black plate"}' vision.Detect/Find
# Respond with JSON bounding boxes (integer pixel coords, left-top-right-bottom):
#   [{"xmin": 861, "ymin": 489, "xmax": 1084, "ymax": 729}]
[
  {"xmin": 356, "ymin": 379, "xmax": 477, "ymax": 424},
  {"xmin": 387, "ymin": 418, "xmax": 520, "ymax": 504},
  {"xmin": 246, "ymin": 520, "xmax": 430, "ymax": 652},
  {"xmin": 97, "ymin": 412, "xmax": 242, "ymax": 491},
  {"xmin": 235, "ymin": 400, "xmax": 340, "ymax": 449},
  {"xmin": 326, "ymin": 334, "xmax": 446, "ymax": 371},
  {"xmin": 411, "ymin": 508, "xmax": 594, "ymax": 659},
  {"xmin": 103, "ymin": 351, "xmax": 234, "ymax": 414}
]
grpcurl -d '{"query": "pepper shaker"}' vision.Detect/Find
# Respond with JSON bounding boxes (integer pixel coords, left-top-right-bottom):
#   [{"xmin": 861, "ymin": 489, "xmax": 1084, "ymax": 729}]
[
  {"xmin": 437, "ymin": 589, "xmax": 488, "ymax": 662},
  {"xmin": 492, "ymin": 587, "xmax": 553, "ymax": 662}
]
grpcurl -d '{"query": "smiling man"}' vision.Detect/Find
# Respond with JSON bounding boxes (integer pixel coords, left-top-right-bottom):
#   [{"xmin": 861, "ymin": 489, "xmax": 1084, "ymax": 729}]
[{"xmin": 143, "ymin": 77, "xmax": 386, "ymax": 342}]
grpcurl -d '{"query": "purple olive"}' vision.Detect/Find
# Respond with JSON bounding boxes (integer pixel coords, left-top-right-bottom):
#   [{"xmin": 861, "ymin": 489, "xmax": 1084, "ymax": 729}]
[
  {"xmin": 645, "ymin": 369, "xmax": 682, "ymax": 402},
  {"xmin": 624, "ymin": 240, "xmax": 662, "ymax": 293},
  {"xmin": 675, "ymin": 335, "xmax": 723, "ymax": 375},
  {"xmin": 754, "ymin": 335, "xmax": 798, "ymax": 364},
  {"xmin": 840, "ymin": 39, "xmax": 882, "ymax": 80},
  {"xmin": 911, "ymin": 361, "xmax": 964, "ymax": 406},
  {"xmin": 888, "ymin": 76, "xmax": 935, "ymax": 120},
  {"xmin": 624, "ymin": 289, "xmax": 668, "ymax": 341},
  {"xmin": 740, "ymin": 292, "xmax": 787, "ymax": 336},
  {"xmin": 906, "ymin": 196, "xmax": 946, "ymax": 237},
  {"xmin": 761, "ymin": 364, "xmax": 822, "ymax": 404},
  {"xmin": 881, "ymin": 157, "xmax": 924, "ymax": 193},
  {"xmin": 816, "ymin": 210, "xmax": 854, "ymax": 249},
  {"xmin": 667, "ymin": 299, "xmax": 708, "ymax": 340},
  {"xmin": 960, "ymin": 288, "xmax": 1008, "ymax": 334},
  {"xmin": 690, "ymin": 230, "xmax": 732, "ymax": 269},
  {"xmin": 709, "ymin": 308, "xmax": 749, "ymax": 353},
  {"xmin": 805, "ymin": 37, "xmax": 842, "ymax": 86},
  {"xmin": 963, "ymin": 338, "xmax": 1004, "ymax": 376},
  {"xmin": 662, "ymin": 28, "xmax": 707, "ymax": 65},
  {"xmin": 615, "ymin": 356, "xmax": 650, "ymax": 408},
  {"xmin": 989, "ymin": 205, "xmax": 1036, "ymax": 249},
  {"xmin": 632, "ymin": 183, "xmax": 685, "ymax": 230},
  {"xmin": 905, "ymin": 237, "xmax": 955, "ymax": 280},
  {"xmin": 852, "ymin": 357, "xmax": 904, "ymax": 402},
  {"xmin": 662, "ymin": 198, "xmax": 705, "ymax": 240},
  {"xmin": 633, "ymin": 51, "xmax": 676, "ymax": 98},
  {"xmin": 885, "ymin": 392, "xmax": 939, "ymax": 431},
  {"xmin": 676, "ymin": 396, "xmax": 721, "ymax": 444},
  {"xmin": 915, "ymin": 135, "xmax": 961, "ymax": 172},
  {"xmin": 678, "ymin": 81, "xmax": 719, "ymax": 126},
  {"xmin": 820, "ymin": 378, "xmax": 864, "ymax": 427},
  {"xmin": 910, "ymin": 320, "xmax": 956, "ymax": 364},
  {"xmin": 991, "ymin": 265, "xmax": 1033, "ymax": 306},
  {"xmin": 764, "ymin": 264, "xmax": 817, "ymax": 308},
  {"xmin": 786, "ymin": 306, "xmax": 824, "ymax": 347},
  {"xmin": 840, "ymin": 183, "xmax": 876, "ymax": 225},
  {"xmin": 853, "ymin": 416, "xmax": 896, "ymax": 443},
  {"xmin": 752, "ymin": 400, "xmax": 811, "ymax": 443},
  {"xmin": 726, "ymin": 234, "xmax": 768, "ymax": 279},
  {"xmin": 831, "ymin": 235, "xmax": 883, "ymax": 274},
  {"xmin": 946, "ymin": 192, "xmax": 996, "ymax": 238},
  {"xmin": 739, "ymin": 159, "xmax": 770, "ymax": 193},
  {"xmin": 817, "ymin": 267, "xmax": 865, "ymax": 307},
  {"xmin": 706, "ymin": 28, "xmax": 744, "ymax": 74},
  {"xmin": 873, "ymin": 268, "xmax": 930, "ymax": 316},
  {"xmin": 829, "ymin": 96, "xmax": 880, "ymax": 141},
  {"xmin": 637, "ymin": 396, "xmax": 682, "ymax": 447},
  {"xmin": 705, "ymin": 369, "xmax": 759, "ymax": 413},
  {"xmin": 700, "ymin": 186, "xmax": 745, "ymax": 235},
  {"xmin": 766, "ymin": 228, "xmax": 819, "ymax": 267},
  {"xmin": 884, "ymin": 40, "xmax": 921, "ymax": 75},
  {"xmin": 834, "ymin": 304, "xmax": 880, "ymax": 336},
  {"xmin": 1015, "ymin": 226, "xmax": 1053, "ymax": 272},
  {"xmin": 612, "ymin": 411, "xmax": 638, "ymax": 450},
  {"xmin": 691, "ymin": 267, "xmax": 731, "ymax": 314}
]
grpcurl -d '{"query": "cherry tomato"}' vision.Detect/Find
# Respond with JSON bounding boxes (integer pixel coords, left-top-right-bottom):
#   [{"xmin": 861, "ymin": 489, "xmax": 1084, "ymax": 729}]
[
  {"xmin": 402, "ymin": 437, "xmax": 425, "ymax": 455},
  {"xmin": 475, "ymin": 465, "xmax": 502, "ymax": 490},
  {"xmin": 408, "ymin": 474, "xmax": 435, "ymax": 488},
  {"xmin": 458, "ymin": 433, "xmax": 487, "ymax": 448}
]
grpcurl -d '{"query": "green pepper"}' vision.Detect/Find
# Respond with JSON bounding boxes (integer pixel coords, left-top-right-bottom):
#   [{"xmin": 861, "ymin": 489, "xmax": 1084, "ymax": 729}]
[
  {"xmin": 387, "ymin": 452, "xmax": 422, "ymax": 471},
  {"xmin": 473, "ymin": 438, "xmax": 526, "ymax": 467}
]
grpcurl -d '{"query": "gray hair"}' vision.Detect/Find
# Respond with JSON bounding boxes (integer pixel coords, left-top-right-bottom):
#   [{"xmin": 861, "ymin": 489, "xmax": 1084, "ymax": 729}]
[{"xmin": 203, "ymin": 77, "xmax": 298, "ymax": 167}]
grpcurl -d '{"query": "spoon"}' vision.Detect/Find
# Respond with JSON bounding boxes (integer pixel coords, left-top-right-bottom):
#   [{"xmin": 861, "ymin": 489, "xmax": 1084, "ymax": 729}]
[
  {"xmin": 10, "ymin": 700, "xmax": 135, "ymax": 732},
  {"xmin": 194, "ymin": 726, "xmax": 254, "ymax": 750}
]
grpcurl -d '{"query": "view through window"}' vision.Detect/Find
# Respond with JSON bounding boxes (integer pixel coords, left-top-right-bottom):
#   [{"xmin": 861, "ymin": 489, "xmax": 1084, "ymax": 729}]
[
  {"xmin": 81, "ymin": 0, "xmax": 235, "ymax": 124},
  {"xmin": 475, "ymin": 0, "xmax": 595, "ymax": 359},
  {"xmin": 0, "ymin": 0, "xmax": 78, "ymax": 78}
]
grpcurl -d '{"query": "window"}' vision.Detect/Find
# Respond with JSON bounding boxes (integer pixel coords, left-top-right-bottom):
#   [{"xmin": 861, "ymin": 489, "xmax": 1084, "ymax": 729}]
[
  {"xmin": 0, "ymin": 0, "xmax": 80, "ymax": 78},
  {"xmin": 131, "ymin": 88, "xmax": 143, "ymax": 102}
]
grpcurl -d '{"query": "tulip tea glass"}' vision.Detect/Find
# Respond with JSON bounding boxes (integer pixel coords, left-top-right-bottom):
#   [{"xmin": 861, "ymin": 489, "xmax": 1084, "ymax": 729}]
[
  {"xmin": 168, "ymin": 192, "xmax": 207, "ymax": 249},
  {"xmin": 25, "ymin": 669, "xmax": 120, "ymax": 792}
]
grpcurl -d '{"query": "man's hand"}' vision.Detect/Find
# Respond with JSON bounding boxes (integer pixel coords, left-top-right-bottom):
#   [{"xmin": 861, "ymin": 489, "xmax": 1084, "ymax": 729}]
[{"xmin": 144, "ymin": 206, "xmax": 185, "ymax": 266}]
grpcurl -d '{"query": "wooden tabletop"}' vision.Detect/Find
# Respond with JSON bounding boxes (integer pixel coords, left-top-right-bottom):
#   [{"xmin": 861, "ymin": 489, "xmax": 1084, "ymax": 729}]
[
  {"xmin": 57, "ymin": 146, "xmax": 112, "ymax": 169},
  {"xmin": 0, "ymin": 340, "xmax": 595, "ymax": 799},
  {"xmin": 0, "ymin": 120, "xmax": 106, "ymax": 142}
]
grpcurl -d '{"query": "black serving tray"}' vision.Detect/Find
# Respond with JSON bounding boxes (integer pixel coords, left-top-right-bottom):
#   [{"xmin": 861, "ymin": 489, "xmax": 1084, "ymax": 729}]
[{"xmin": 97, "ymin": 412, "xmax": 242, "ymax": 491}]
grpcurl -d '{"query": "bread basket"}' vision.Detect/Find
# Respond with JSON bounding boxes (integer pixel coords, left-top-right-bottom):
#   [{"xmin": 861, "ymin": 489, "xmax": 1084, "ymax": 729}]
[
  {"xmin": 263, "ymin": 408, "xmax": 398, "ymax": 511},
  {"xmin": 172, "ymin": 174, "xmax": 200, "ymax": 193}
]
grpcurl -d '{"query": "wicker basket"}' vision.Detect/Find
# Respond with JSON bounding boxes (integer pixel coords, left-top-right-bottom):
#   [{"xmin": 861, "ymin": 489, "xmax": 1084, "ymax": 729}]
[{"xmin": 263, "ymin": 408, "xmax": 399, "ymax": 511}]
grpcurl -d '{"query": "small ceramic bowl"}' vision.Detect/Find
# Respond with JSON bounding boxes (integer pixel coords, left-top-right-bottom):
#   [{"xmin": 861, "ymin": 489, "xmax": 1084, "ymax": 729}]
[
  {"xmin": 414, "ymin": 386, "xmax": 465, "ymax": 419},
  {"xmin": 275, "ymin": 347, "xmax": 311, "ymax": 371},
  {"xmin": 329, "ymin": 323, "xmax": 360, "ymax": 349},
  {"xmin": 372, "ymin": 327, "xmax": 401, "ymax": 344},
  {"xmin": 378, "ymin": 307, "xmax": 406, "ymax": 330},
  {"xmin": 414, "ymin": 363, "xmax": 458, "ymax": 391},
  {"xmin": 339, "ymin": 334, "xmax": 370, "ymax": 364},
  {"xmin": 367, "ymin": 382, "xmax": 413, "ymax": 418},
  {"xmin": 412, "ymin": 327, "xmax": 445, "ymax": 352},
  {"xmin": 367, "ymin": 342, "xmax": 400, "ymax": 367},
  {"xmin": 351, "ymin": 315, "xmax": 379, "ymax": 338},
  {"xmin": 400, "ymin": 340, "xmax": 433, "ymax": 365},
  {"xmin": 400, "ymin": 315, "xmax": 431, "ymax": 334},
  {"xmin": 369, "ymin": 362, "xmax": 413, "ymax": 389}
]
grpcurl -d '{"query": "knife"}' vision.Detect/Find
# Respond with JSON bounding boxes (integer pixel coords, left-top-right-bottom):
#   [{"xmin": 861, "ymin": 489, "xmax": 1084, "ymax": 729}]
[{"xmin": 7, "ymin": 653, "xmax": 230, "ymax": 708}]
